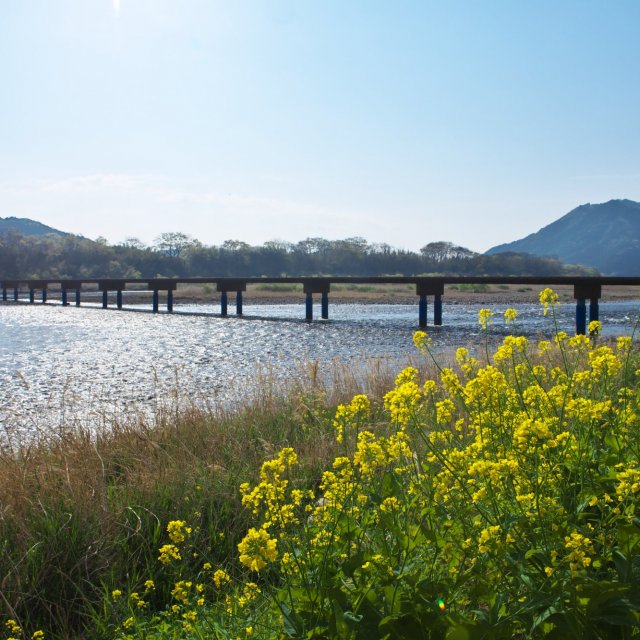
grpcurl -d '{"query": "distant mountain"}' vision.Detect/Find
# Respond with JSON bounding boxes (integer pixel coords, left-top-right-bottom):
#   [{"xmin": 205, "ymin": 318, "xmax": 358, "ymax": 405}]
[
  {"xmin": 486, "ymin": 199, "xmax": 640, "ymax": 275},
  {"xmin": 0, "ymin": 216, "xmax": 69, "ymax": 238}
]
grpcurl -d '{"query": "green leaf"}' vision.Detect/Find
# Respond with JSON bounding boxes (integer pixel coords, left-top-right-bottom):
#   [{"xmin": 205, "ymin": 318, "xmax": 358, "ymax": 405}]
[
  {"xmin": 446, "ymin": 623, "xmax": 485, "ymax": 640},
  {"xmin": 378, "ymin": 613, "xmax": 423, "ymax": 640},
  {"xmin": 279, "ymin": 601, "xmax": 304, "ymax": 638}
]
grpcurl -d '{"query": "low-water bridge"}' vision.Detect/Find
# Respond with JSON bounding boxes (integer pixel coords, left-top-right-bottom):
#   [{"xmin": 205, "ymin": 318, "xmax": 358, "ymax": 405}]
[{"xmin": 1, "ymin": 276, "xmax": 639, "ymax": 335}]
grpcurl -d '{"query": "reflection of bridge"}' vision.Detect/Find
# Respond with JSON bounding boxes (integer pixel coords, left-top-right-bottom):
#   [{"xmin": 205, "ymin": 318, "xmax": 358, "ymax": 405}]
[{"xmin": 1, "ymin": 276, "xmax": 639, "ymax": 334}]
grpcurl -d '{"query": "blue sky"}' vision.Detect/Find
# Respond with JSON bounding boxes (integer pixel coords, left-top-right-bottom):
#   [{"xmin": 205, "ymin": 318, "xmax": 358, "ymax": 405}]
[{"xmin": 1, "ymin": 1, "xmax": 638, "ymax": 252}]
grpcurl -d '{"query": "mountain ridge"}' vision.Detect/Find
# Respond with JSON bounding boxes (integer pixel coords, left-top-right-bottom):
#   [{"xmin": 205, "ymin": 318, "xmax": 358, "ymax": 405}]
[{"xmin": 486, "ymin": 199, "xmax": 640, "ymax": 275}]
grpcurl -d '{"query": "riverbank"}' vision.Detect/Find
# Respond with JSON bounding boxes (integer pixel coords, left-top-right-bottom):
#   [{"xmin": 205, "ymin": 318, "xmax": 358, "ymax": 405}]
[{"xmin": 170, "ymin": 282, "xmax": 640, "ymax": 306}]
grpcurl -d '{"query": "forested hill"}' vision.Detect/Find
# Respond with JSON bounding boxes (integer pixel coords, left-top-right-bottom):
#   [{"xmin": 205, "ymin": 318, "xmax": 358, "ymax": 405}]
[
  {"xmin": 0, "ymin": 216, "xmax": 68, "ymax": 237},
  {"xmin": 0, "ymin": 227, "xmax": 596, "ymax": 279},
  {"xmin": 486, "ymin": 199, "xmax": 640, "ymax": 275}
]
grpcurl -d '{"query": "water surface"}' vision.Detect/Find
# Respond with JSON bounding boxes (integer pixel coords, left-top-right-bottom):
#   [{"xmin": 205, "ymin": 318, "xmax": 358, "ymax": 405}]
[{"xmin": 1, "ymin": 300, "xmax": 638, "ymax": 440}]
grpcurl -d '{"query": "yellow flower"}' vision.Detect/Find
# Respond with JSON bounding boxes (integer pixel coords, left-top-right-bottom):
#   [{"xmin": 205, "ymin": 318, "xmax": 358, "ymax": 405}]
[
  {"xmin": 564, "ymin": 532, "xmax": 595, "ymax": 577},
  {"xmin": 539, "ymin": 288, "xmax": 559, "ymax": 315},
  {"xmin": 478, "ymin": 525, "xmax": 502, "ymax": 554},
  {"xmin": 31, "ymin": 632, "xmax": 46, "ymax": 640},
  {"xmin": 167, "ymin": 520, "xmax": 191, "ymax": 545},
  {"xmin": 144, "ymin": 579, "xmax": 155, "ymax": 592},
  {"xmin": 353, "ymin": 431, "xmax": 387, "ymax": 476},
  {"xmin": 333, "ymin": 394, "xmax": 370, "ymax": 443},
  {"xmin": 384, "ymin": 381, "xmax": 421, "ymax": 425},
  {"xmin": 379, "ymin": 496, "xmax": 401, "ymax": 512},
  {"xmin": 588, "ymin": 320, "xmax": 602, "ymax": 336},
  {"xmin": 238, "ymin": 528, "xmax": 278, "ymax": 571},
  {"xmin": 158, "ymin": 543, "xmax": 182, "ymax": 564},
  {"xmin": 478, "ymin": 308, "xmax": 493, "ymax": 329},
  {"xmin": 413, "ymin": 330, "xmax": 430, "ymax": 351},
  {"xmin": 111, "ymin": 589, "xmax": 122, "ymax": 601},
  {"xmin": 538, "ymin": 340, "xmax": 551, "ymax": 355},
  {"xmin": 172, "ymin": 580, "xmax": 193, "ymax": 605},
  {"xmin": 504, "ymin": 308, "xmax": 518, "ymax": 323}
]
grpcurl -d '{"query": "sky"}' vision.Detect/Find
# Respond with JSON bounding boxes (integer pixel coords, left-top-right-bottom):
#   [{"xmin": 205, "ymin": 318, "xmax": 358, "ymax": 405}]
[{"xmin": 1, "ymin": 1, "xmax": 639, "ymax": 253}]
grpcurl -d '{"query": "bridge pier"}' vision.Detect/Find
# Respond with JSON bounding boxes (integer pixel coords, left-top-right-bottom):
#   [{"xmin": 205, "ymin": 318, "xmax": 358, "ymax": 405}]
[
  {"xmin": 574, "ymin": 284, "xmax": 601, "ymax": 335},
  {"xmin": 99, "ymin": 280, "xmax": 127, "ymax": 311},
  {"xmin": 416, "ymin": 282, "xmax": 445, "ymax": 328},
  {"xmin": 321, "ymin": 292, "xmax": 329, "ymax": 320},
  {"xmin": 62, "ymin": 282, "xmax": 82, "ymax": 308},
  {"xmin": 434, "ymin": 294, "xmax": 443, "ymax": 326},
  {"xmin": 418, "ymin": 294, "xmax": 427, "ymax": 328},
  {"xmin": 576, "ymin": 298, "xmax": 587, "ymax": 335},
  {"xmin": 303, "ymin": 280, "xmax": 331, "ymax": 322},
  {"xmin": 27, "ymin": 281, "xmax": 48, "ymax": 305},
  {"xmin": 13, "ymin": 288, "xmax": 18, "ymax": 302},
  {"xmin": 61, "ymin": 289, "xmax": 68, "ymax": 306},
  {"xmin": 305, "ymin": 293, "xmax": 313, "ymax": 321},
  {"xmin": 145, "ymin": 280, "xmax": 176, "ymax": 313},
  {"xmin": 216, "ymin": 281, "xmax": 246, "ymax": 318},
  {"xmin": 2, "ymin": 288, "xmax": 6, "ymax": 302},
  {"xmin": 220, "ymin": 291, "xmax": 228, "ymax": 316}
]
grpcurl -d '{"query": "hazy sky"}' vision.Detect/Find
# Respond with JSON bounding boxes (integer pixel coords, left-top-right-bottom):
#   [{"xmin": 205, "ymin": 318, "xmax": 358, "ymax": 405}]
[{"xmin": 1, "ymin": 1, "xmax": 639, "ymax": 252}]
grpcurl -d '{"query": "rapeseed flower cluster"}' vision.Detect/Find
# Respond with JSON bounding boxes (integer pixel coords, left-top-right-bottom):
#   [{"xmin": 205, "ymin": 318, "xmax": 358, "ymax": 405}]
[
  {"xmin": 237, "ymin": 527, "xmax": 277, "ymax": 572},
  {"xmin": 106, "ymin": 290, "xmax": 640, "ymax": 639},
  {"xmin": 3, "ymin": 619, "xmax": 45, "ymax": 640},
  {"xmin": 226, "ymin": 290, "xmax": 640, "ymax": 637}
]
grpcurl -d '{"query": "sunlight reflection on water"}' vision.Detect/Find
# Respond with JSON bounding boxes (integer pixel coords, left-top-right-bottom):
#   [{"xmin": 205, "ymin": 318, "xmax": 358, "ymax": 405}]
[{"xmin": 1, "ymin": 301, "xmax": 638, "ymax": 440}]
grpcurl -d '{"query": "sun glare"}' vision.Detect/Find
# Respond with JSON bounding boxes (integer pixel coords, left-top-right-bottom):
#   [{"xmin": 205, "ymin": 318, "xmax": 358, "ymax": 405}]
[{"xmin": 113, "ymin": 0, "xmax": 121, "ymax": 17}]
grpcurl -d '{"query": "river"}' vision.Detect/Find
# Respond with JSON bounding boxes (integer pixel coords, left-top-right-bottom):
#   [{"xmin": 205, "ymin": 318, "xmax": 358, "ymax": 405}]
[{"xmin": 1, "ymin": 300, "xmax": 638, "ymax": 441}]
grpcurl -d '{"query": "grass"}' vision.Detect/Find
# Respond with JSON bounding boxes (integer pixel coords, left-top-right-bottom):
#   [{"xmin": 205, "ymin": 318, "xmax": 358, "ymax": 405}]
[
  {"xmin": 0, "ymin": 358, "xmax": 417, "ymax": 639},
  {"xmin": 448, "ymin": 283, "xmax": 491, "ymax": 293},
  {"xmin": 253, "ymin": 284, "xmax": 303, "ymax": 292}
]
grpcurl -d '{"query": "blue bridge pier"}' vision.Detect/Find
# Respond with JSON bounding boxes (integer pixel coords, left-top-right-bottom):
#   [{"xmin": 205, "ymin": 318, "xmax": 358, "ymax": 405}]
[
  {"xmin": 147, "ymin": 280, "xmax": 178, "ymax": 313},
  {"xmin": 216, "ymin": 280, "xmax": 246, "ymax": 317},
  {"xmin": 574, "ymin": 283, "xmax": 601, "ymax": 335},
  {"xmin": 416, "ymin": 282, "xmax": 444, "ymax": 328},
  {"xmin": 303, "ymin": 280, "xmax": 331, "ymax": 321}
]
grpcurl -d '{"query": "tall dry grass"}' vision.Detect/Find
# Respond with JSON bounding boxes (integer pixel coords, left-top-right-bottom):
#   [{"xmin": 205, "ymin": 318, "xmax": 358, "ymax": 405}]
[{"xmin": 0, "ymin": 355, "xmax": 427, "ymax": 639}]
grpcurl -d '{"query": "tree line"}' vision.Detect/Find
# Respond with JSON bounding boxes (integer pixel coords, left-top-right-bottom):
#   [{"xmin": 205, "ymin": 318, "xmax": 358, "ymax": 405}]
[{"xmin": 0, "ymin": 230, "xmax": 597, "ymax": 280}]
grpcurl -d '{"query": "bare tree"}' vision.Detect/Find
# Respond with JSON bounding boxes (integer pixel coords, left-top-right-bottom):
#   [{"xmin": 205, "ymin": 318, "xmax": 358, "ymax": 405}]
[{"xmin": 153, "ymin": 232, "xmax": 194, "ymax": 257}]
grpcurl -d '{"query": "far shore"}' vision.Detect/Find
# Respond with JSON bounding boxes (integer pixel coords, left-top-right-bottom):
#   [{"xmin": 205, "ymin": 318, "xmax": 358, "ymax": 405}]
[{"xmin": 167, "ymin": 282, "xmax": 640, "ymax": 306}]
